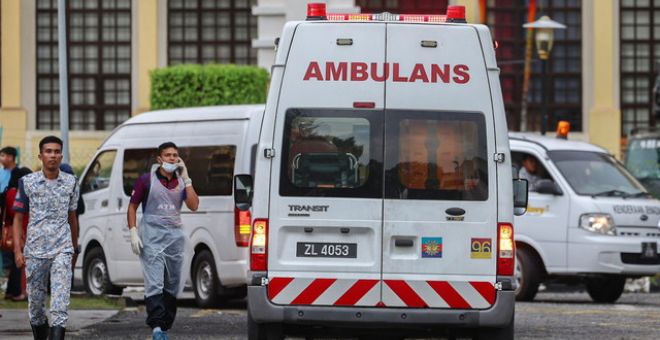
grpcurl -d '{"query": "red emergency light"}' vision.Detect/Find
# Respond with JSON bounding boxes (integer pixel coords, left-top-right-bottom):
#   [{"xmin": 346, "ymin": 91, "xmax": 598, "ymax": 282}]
[
  {"xmin": 307, "ymin": 3, "xmax": 327, "ymax": 20},
  {"xmin": 446, "ymin": 5, "xmax": 467, "ymax": 23}
]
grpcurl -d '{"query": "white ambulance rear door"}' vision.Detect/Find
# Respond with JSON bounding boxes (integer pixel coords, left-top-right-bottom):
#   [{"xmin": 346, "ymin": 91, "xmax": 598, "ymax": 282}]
[
  {"xmin": 381, "ymin": 23, "xmax": 498, "ymax": 309},
  {"xmin": 265, "ymin": 22, "xmax": 386, "ymax": 307}
]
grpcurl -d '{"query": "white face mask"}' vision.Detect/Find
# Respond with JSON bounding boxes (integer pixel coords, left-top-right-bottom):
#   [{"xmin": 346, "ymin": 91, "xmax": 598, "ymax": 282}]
[{"xmin": 161, "ymin": 162, "xmax": 178, "ymax": 173}]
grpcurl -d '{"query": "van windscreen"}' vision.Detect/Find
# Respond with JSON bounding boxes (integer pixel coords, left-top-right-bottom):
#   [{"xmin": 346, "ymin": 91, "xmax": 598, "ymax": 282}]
[{"xmin": 549, "ymin": 150, "xmax": 646, "ymax": 196}]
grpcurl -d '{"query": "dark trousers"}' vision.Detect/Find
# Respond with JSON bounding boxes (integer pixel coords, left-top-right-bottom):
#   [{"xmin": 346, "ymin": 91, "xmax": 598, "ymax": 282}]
[
  {"xmin": 145, "ymin": 291, "xmax": 177, "ymax": 331},
  {"xmin": 5, "ymin": 251, "xmax": 22, "ymax": 297}
]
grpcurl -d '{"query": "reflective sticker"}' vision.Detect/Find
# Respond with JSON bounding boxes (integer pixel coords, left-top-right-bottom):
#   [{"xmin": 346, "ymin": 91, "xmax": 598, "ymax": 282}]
[
  {"xmin": 526, "ymin": 206, "xmax": 546, "ymax": 214},
  {"xmin": 421, "ymin": 237, "xmax": 443, "ymax": 258},
  {"xmin": 471, "ymin": 238, "xmax": 492, "ymax": 259}
]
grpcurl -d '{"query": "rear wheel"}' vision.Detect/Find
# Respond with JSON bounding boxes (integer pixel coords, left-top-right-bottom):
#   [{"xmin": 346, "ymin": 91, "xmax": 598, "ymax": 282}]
[
  {"xmin": 585, "ymin": 276, "xmax": 625, "ymax": 303},
  {"xmin": 192, "ymin": 249, "xmax": 220, "ymax": 308},
  {"xmin": 83, "ymin": 247, "xmax": 124, "ymax": 296},
  {"xmin": 247, "ymin": 310, "xmax": 284, "ymax": 340},
  {"xmin": 515, "ymin": 247, "xmax": 542, "ymax": 301}
]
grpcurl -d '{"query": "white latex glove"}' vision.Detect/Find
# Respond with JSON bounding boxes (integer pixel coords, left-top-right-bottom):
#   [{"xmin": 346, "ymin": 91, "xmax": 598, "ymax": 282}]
[
  {"xmin": 177, "ymin": 158, "xmax": 190, "ymax": 181},
  {"xmin": 130, "ymin": 227, "xmax": 143, "ymax": 255}
]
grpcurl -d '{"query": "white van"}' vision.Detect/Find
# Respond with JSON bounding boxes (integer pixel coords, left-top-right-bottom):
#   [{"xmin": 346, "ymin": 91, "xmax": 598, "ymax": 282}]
[
  {"xmin": 233, "ymin": 4, "xmax": 527, "ymax": 339},
  {"xmin": 75, "ymin": 104, "xmax": 264, "ymax": 307},
  {"xmin": 511, "ymin": 132, "xmax": 660, "ymax": 303}
]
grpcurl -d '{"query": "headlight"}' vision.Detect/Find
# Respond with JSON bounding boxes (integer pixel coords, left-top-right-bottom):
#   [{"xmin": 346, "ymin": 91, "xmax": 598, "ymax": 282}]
[{"xmin": 579, "ymin": 213, "xmax": 616, "ymax": 235}]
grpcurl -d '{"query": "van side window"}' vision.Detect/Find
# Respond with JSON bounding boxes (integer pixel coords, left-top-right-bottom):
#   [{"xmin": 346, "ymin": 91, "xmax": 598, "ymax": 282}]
[
  {"xmin": 123, "ymin": 149, "xmax": 156, "ymax": 196},
  {"xmin": 81, "ymin": 150, "xmax": 116, "ymax": 194},
  {"xmin": 511, "ymin": 152, "xmax": 552, "ymax": 192},
  {"xmin": 122, "ymin": 146, "xmax": 237, "ymax": 196},
  {"xmin": 280, "ymin": 109, "xmax": 383, "ymax": 198},
  {"xmin": 384, "ymin": 111, "xmax": 488, "ymax": 201}
]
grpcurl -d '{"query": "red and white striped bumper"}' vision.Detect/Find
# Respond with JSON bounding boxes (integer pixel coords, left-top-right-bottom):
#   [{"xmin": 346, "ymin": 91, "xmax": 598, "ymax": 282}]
[{"xmin": 268, "ymin": 277, "xmax": 495, "ymax": 309}]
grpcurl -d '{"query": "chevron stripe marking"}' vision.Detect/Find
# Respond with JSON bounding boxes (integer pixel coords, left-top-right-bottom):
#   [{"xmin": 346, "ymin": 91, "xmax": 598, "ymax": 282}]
[
  {"xmin": 291, "ymin": 278, "xmax": 337, "ymax": 305},
  {"xmin": 469, "ymin": 281, "xmax": 496, "ymax": 305},
  {"xmin": 385, "ymin": 280, "xmax": 427, "ymax": 307},
  {"xmin": 267, "ymin": 277, "xmax": 294, "ymax": 300},
  {"xmin": 334, "ymin": 279, "xmax": 379, "ymax": 306},
  {"xmin": 427, "ymin": 281, "xmax": 471, "ymax": 309}
]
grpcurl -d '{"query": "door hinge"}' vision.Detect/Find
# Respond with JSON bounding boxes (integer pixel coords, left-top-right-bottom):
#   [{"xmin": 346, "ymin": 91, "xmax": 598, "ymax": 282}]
[
  {"xmin": 493, "ymin": 153, "xmax": 505, "ymax": 163},
  {"xmin": 264, "ymin": 148, "xmax": 276, "ymax": 159},
  {"xmin": 494, "ymin": 282, "xmax": 503, "ymax": 291},
  {"xmin": 261, "ymin": 277, "xmax": 269, "ymax": 286}
]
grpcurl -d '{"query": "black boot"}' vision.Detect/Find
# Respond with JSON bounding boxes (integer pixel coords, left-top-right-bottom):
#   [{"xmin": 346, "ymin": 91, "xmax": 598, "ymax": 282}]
[
  {"xmin": 49, "ymin": 326, "xmax": 66, "ymax": 340},
  {"xmin": 30, "ymin": 323, "xmax": 49, "ymax": 340}
]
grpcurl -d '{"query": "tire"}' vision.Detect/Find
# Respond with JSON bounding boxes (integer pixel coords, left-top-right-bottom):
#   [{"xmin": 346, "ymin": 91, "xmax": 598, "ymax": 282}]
[
  {"xmin": 475, "ymin": 313, "xmax": 514, "ymax": 340},
  {"xmin": 585, "ymin": 276, "xmax": 625, "ymax": 303},
  {"xmin": 515, "ymin": 247, "xmax": 542, "ymax": 301},
  {"xmin": 192, "ymin": 249, "xmax": 220, "ymax": 308},
  {"xmin": 248, "ymin": 310, "xmax": 284, "ymax": 340},
  {"xmin": 83, "ymin": 247, "xmax": 124, "ymax": 296}
]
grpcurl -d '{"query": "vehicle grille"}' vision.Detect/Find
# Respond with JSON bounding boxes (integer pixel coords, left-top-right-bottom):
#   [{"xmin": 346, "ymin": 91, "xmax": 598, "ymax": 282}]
[
  {"xmin": 617, "ymin": 228, "xmax": 660, "ymax": 238},
  {"xmin": 620, "ymin": 253, "xmax": 660, "ymax": 265}
]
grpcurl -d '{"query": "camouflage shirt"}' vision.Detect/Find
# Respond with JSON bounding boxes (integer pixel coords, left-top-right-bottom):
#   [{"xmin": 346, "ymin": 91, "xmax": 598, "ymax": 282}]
[{"xmin": 13, "ymin": 171, "xmax": 79, "ymax": 258}]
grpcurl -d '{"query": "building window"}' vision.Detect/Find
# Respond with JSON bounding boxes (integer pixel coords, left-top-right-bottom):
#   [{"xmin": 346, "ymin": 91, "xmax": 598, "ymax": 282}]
[
  {"xmin": 36, "ymin": 0, "xmax": 131, "ymax": 131},
  {"xmin": 168, "ymin": 0, "xmax": 257, "ymax": 65},
  {"xmin": 357, "ymin": 0, "xmax": 448, "ymax": 14},
  {"xmin": 620, "ymin": 0, "xmax": 660, "ymax": 135},
  {"xmin": 487, "ymin": 0, "xmax": 582, "ymax": 131}
]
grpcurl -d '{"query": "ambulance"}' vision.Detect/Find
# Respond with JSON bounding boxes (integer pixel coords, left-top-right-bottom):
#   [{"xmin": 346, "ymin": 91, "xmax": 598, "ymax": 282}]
[
  {"xmin": 233, "ymin": 4, "xmax": 527, "ymax": 339},
  {"xmin": 511, "ymin": 127, "xmax": 660, "ymax": 303}
]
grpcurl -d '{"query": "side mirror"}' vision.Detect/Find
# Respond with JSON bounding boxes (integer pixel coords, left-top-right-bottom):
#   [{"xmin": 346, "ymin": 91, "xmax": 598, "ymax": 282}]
[
  {"xmin": 535, "ymin": 179, "xmax": 563, "ymax": 196},
  {"xmin": 513, "ymin": 179, "xmax": 528, "ymax": 216},
  {"xmin": 234, "ymin": 174, "xmax": 253, "ymax": 211}
]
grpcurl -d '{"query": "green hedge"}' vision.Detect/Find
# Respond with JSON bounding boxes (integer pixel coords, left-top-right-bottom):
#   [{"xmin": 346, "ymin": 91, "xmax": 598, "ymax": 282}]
[{"xmin": 150, "ymin": 64, "xmax": 269, "ymax": 110}]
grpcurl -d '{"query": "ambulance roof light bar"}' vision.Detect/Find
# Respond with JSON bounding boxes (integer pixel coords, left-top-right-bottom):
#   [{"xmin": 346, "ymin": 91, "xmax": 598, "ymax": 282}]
[{"xmin": 306, "ymin": 3, "xmax": 467, "ymax": 24}]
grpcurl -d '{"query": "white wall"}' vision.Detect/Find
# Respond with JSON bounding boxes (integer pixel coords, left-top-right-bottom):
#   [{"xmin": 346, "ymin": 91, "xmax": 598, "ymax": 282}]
[{"xmin": 253, "ymin": 0, "xmax": 359, "ymax": 71}]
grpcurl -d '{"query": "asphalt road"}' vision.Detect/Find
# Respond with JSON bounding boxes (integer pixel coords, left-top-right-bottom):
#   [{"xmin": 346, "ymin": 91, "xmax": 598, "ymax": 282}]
[{"xmin": 65, "ymin": 291, "xmax": 660, "ymax": 340}]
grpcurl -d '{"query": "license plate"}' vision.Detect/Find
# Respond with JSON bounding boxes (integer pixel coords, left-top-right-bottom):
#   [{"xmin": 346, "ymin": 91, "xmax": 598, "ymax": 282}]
[
  {"xmin": 296, "ymin": 242, "xmax": 357, "ymax": 258},
  {"xmin": 641, "ymin": 242, "xmax": 658, "ymax": 259}
]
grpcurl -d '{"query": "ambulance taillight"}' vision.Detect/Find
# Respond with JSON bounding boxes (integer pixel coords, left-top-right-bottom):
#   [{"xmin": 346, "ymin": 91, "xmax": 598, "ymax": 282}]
[
  {"xmin": 497, "ymin": 223, "xmax": 515, "ymax": 276},
  {"xmin": 306, "ymin": 3, "xmax": 327, "ymax": 20},
  {"xmin": 250, "ymin": 219, "xmax": 268, "ymax": 271},
  {"xmin": 234, "ymin": 207, "xmax": 251, "ymax": 247}
]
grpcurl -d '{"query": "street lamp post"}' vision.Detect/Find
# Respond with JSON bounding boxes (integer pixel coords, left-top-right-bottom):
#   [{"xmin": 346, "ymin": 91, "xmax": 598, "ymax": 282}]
[{"xmin": 523, "ymin": 16, "xmax": 566, "ymax": 135}]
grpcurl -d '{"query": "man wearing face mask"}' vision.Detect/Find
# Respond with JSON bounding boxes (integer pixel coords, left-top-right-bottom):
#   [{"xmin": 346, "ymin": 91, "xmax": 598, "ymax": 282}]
[{"xmin": 127, "ymin": 142, "xmax": 199, "ymax": 340}]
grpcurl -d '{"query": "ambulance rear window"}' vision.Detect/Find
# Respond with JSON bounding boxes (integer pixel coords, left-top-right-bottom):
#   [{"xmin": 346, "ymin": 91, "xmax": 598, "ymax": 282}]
[
  {"xmin": 280, "ymin": 108, "xmax": 383, "ymax": 198},
  {"xmin": 384, "ymin": 111, "xmax": 488, "ymax": 201}
]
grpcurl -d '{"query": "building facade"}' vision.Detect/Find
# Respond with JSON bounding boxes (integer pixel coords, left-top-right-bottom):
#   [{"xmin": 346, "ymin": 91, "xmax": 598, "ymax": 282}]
[{"xmin": 0, "ymin": 0, "xmax": 644, "ymax": 169}]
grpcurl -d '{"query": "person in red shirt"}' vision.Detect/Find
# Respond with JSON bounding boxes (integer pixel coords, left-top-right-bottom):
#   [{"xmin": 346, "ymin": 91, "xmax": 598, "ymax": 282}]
[{"xmin": 1, "ymin": 146, "xmax": 31, "ymax": 301}]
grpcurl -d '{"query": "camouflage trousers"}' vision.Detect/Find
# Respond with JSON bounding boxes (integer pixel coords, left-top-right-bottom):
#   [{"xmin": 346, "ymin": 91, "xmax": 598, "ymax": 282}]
[{"xmin": 26, "ymin": 253, "xmax": 72, "ymax": 327}]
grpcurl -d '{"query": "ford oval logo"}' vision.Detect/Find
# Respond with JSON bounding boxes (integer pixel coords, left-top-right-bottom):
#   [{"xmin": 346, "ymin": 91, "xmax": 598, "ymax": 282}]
[{"xmin": 640, "ymin": 214, "xmax": 649, "ymax": 221}]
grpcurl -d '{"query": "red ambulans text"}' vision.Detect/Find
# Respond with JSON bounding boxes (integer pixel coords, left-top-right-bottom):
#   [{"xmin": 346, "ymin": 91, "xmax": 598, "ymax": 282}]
[{"xmin": 303, "ymin": 61, "xmax": 470, "ymax": 84}]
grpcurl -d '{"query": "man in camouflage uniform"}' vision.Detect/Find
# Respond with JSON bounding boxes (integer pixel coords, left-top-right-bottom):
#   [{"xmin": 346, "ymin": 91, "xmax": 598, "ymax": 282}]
[{"xmin": 12, "ymin": 136, "xmax": 80, "ymax": 340}]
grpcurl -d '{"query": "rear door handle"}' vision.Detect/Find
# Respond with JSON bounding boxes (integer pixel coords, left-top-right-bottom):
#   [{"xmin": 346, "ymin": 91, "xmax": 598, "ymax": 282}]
[
  {"xmin": 101, "ymin": 199, "xmax": 108, "ymax": 208},
  {"xmin": 117, "ymin": 198, "xmax": 123, "ymax": 210},
  {"xmin": 395, "ymin": 239, "xmax": 414, "ymax": 247}
]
